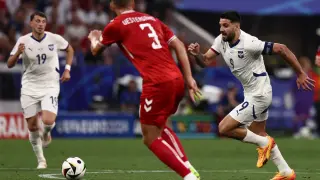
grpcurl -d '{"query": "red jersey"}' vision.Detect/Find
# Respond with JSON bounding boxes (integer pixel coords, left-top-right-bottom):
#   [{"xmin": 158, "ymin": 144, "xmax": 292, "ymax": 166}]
[{"xmin": 100, "ymin": 11, "xmax": 183, "ymax": 86}]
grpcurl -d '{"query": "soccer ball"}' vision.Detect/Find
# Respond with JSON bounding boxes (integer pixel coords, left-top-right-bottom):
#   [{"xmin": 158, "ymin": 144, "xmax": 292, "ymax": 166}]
[{"xmin": 61, "ymin": 157, "xmax": 86, "ymax": 180}]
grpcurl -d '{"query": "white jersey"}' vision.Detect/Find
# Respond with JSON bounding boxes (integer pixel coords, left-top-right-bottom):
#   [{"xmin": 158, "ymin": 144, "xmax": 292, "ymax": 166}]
[
  {"xmin": 211, "ymin": 30, "xmax": 273, "ymax": 96},
  {"xmin": 10, "ymin": 31, "xmax": 69, "ymax": 96}
]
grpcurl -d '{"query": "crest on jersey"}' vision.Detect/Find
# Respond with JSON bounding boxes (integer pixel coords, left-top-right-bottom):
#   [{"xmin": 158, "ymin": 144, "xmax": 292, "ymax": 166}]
[
  {"xmin": 48, "ymin": 44, "xmax": 54, "ymax": 51},
  {"xmin": 238, "ymin": 51, "xmax": 244, "ymax": 59}
]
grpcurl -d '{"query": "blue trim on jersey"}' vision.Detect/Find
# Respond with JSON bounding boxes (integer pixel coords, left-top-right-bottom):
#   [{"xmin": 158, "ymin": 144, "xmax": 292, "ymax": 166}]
[
  {"xmin": 229, "ymin": 39, "xmax": 240, "ymax": 48},
  {"xmin": 55, "ymin": 67, "xmax": 60, "ymax": 74},
  {"xmin": 262, "ymin": 107, "xmax": 269, "ymax": 114},
  {"xmin": 31, "ymin": 33, "xmax": 47, "ymax": 43},
  {"xmin": 61, "ymin": 44, "xmax": 69, "ymax": 51},
  {"xmin": 252, "ymin": 105, "xmax": 257, "ymax": 119},
  {"xmin": 262, "ymin": 42, "xmax": 274, "ymax": 55},
  {"xmin": 253, "ymin": 72, "xmax": 267, "ymax": 77}
]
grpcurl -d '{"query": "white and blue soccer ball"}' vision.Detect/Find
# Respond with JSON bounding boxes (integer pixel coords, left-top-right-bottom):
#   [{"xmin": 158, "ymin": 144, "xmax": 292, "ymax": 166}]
[{"xmin": 62, "ymin": 157, "xmax": 86, "ymax": 180}]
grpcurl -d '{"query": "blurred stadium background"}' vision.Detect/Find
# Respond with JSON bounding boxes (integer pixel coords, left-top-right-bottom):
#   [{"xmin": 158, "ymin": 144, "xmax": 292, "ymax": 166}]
[{"xmin": 0, "ymin": 0, "xmax": 320, "ymax": 148}]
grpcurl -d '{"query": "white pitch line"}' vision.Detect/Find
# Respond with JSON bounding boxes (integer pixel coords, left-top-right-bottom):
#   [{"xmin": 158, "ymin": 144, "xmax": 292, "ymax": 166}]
[
  {"xmin": 38, "ymin": 169, "xmax": 320, "ymax": 179},
  {"xmin": 0, "ymin": 168, "xmax": 61, "ymax": 171}
]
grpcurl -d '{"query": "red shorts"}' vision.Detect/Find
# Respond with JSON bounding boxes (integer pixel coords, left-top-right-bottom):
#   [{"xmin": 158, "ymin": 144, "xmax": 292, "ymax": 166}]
[{"xmin": 139, "ymin": 77, "xmax": 185, "ymax": 127}]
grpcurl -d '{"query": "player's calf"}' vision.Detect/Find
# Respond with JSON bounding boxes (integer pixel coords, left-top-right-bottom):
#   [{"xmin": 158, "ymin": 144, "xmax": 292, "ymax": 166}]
[
  {"xmin": 162, "ymin": 126, "xmax": 200, "ymax": 179},
  {"xmin": 248, "ymin": 121, "xmax": 292, "ymax": 172},
  {"xmin": 141, "ymin": 124, "xmax": 161, "ymax": 147},
  {"xmin": 218, "ymin": 115, "xmax": 247, "ymax": 140},
  {"xmin": 27, "ymin": 116, "xmax": 46, "ymax": 168}
]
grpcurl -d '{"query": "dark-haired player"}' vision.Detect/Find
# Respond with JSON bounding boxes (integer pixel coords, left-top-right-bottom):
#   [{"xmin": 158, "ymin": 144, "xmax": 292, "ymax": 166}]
[
  {"xmin": 188, "ymin": 11, "xmax": 314, "ymax": 180},
  {"xmin": 88, "ymin": 0, "xmax": 200, "ymax": 179},
  {"xmin": 7, "ymin": 11, "xmax": 74, "ymax": 169}
]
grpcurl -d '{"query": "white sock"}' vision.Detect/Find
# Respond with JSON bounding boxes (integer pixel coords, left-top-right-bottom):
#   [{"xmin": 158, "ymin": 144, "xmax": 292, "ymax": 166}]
[
  {"xmin": 184, "ymin": 172, "xmax": 197, "ymax": 180},
  {"xmin": 271, "ymin": 145, "xmax": 292, "ymax": 175},
  {"xmin": 29, "ymin": 131, "xmax": 46, "ymax": 163},
  {"xmin": 243, "ymin": 129, "xmax": 268, "ymax": 147},
  {"xmin": 44, "ymin": 122, "xmax": 55, "ymax": 134},
  {"xmin": 185, "ymin": 161, "xmax": 192, "ymax": 169}
]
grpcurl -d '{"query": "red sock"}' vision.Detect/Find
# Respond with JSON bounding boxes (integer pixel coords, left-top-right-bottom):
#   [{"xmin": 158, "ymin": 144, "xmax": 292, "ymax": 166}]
[
  {"xmin": 149, "ymin": 137, "xmax": 191, "ymax": 177},
  {"xmin": 162, "ymin": 126, "xmax": 188, "ymax": 162}
]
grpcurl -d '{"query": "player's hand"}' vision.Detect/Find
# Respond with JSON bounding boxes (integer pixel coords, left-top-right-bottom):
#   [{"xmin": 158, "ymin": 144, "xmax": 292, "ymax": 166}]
[
  {"xmin": 88, "ymin": 30, "xmax": 102, "ymax": 41},
  {"xmin": 61, "ymin": 70, "xmax": 71, "ymax": 83},
  {"xmin": 296, "ymin": 72, "xmax": 315, "ymax": 91},
  {"xmin": 17, "ymin": 43, "xmax": 25, "ymax": 55},
  {"xmin": 188, "ymin": 43, "xmax": 200, "ymax": 56},
  {"xmin": 186, "ymin": 77, "xmax": 202, "ymax": 103}
]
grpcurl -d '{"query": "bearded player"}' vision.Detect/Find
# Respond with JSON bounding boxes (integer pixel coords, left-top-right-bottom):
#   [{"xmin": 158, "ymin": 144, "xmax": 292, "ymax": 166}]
[{"xmin": 188, "ymin": 11, "xmax": 314, "ymax": 180}]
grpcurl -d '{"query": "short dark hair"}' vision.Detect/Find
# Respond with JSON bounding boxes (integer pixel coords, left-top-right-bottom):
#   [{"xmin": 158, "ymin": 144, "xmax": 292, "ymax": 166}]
[
  {"xmin": 111, "ymin": 0, "xmax": 133, "ymax": 8},
  {"xmin": 220, "ymin": 11, "xmax": 241, "ymax": 23},
  {"xmin": 30, "ymin": 11, "xmax": 47, "ymax": 21}
]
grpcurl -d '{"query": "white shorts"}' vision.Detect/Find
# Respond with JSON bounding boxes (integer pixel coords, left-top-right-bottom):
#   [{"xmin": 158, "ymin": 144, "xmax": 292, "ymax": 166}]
[
  {"xmin": 20, "ymin": 90, "xmax": 59, "ymax": 118},
  {"xmin": 229, "ymin": 91, "xmax": 272, "ymax": 126}
]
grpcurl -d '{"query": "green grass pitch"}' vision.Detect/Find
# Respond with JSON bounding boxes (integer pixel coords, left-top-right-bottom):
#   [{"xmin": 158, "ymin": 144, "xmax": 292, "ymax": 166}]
[{"xmin": 0, "ymin": 138, "xmax": 319, "ymax": 180}]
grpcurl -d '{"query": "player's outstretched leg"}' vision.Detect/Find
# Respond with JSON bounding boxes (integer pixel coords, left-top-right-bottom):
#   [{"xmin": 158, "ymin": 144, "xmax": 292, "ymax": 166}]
[
  {"xmin": 249, "ymin": 122, "xmax": 296, "ymax": 180},
  {"xmin": 27, "ymin": 116, "xmax": 47, "ymax": 169},
  {"xmin": 41, "ymin": 110, "xmax": 56, "ymax": 148},
  {"xmin": 162, "ymin": 126, "xmax": 200, "ymax": 179},
  {"xmin": 142, "ymin": 124, "xmax": 197, "ymax": 180},
  {"xmin": 219, "ymin": 115, "xmax": 274, "ymax": 168}
]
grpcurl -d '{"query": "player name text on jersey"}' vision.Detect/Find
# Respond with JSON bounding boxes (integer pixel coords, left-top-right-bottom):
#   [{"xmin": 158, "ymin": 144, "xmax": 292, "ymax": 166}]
[{"xmin": 122, "ymin": 16, "xmax": 156, "ymax": 25}]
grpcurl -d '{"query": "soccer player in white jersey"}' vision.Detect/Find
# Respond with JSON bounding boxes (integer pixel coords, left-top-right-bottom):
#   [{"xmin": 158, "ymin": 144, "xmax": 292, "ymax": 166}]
[
  {"xmin": 188, "ymin": 11, "xmax": 314, "ymax": 180},
  {"xmin": 7, "ymin": 11, "xmax": 74, "ymax": 169}
]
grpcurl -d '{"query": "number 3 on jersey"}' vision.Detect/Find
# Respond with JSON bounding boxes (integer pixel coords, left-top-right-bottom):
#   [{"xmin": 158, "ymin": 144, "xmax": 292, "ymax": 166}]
[{"xmin": 139, "ymin": 23, "xmax": 162, "ymax": 50}]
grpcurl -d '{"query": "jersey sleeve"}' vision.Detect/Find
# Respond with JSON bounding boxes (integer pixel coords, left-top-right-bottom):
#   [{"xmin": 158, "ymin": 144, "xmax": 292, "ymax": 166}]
[
  {"xmin": 210, "ymin": 35, "xmax": 222, "ymax": 55},
  {"xmin": 159, "ymin": 20, "xmax": 176, "ymax": 44},
  {"xmin": 247, "ymin": 36, "xmax": 274, "ymax": 56},
  {"xmin": 100, "ymin": 20, "xmax": 122, "ymax": 46},
  {"xmin": 10, "ymin": 37, "xmax": 22, "ymax": 56},
  {"xmin": 54, "ymin": 34, "xmax": 69, "ymax": 50}
]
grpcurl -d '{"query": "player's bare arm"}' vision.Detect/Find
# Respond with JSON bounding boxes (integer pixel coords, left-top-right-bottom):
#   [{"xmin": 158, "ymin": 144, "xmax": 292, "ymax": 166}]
[
  {"xmin": 272, "ymin": 43, "xmax": 315, "ymax": 90},
  {"xmin": 170, "ymin": 38, "xmax": 193, "ymax": 78},
  {"xmin": 170, "ymin": 38, "xmax": 201, "ymax": 103},
  {"xmin": 188, "ymin": 43, "xmax": 217, "ymax": 67},
  {"xmin": 88, "ymin": 30, "xmax": 105, "ymax": 56},
  {"xmin": 7, "ymin": 43, "xmax": 25, "ymax": 68},
  {"xmin": 60, "ymin": 45, "xmax": 74, "ymax": 82}
]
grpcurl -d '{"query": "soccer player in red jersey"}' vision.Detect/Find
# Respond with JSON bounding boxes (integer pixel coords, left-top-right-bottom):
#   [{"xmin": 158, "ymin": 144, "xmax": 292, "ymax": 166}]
[{"xmin": 88, "ymin": 0, "xmax": 201, "ymax": 179}]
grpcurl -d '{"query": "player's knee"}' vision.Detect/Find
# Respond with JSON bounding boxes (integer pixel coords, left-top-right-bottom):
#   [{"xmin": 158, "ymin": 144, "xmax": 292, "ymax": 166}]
[
  {"xmin": 142, "ymin": 135, "xmax": 156, "ymax": 147},
  {"xmin": 28, "ymin": 124, "xmax": 39, "ymax": 132},
  {"xmin": 42, "ymin": 118, "xmax": 55, "ymax": 126},
  {"xmin": 26, "ymin": 117, "xmax": 38, "ymax": 131},
  {"xmin": 141, "ymin": 124, "xmax": 162, "ymax": 147},
  {"xmin": 142, "ymin": 131, "xmax": 160, "ymax": 147}
]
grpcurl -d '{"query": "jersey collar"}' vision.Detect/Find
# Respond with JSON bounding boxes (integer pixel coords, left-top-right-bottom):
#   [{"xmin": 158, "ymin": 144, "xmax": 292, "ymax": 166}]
[
  {"xmin": 31, "ymin": 33, "xmax": 47, "ymax": 43},
  {"xmin": 229, "ymin": 39, "xmax": 240, "ymax": 48}
]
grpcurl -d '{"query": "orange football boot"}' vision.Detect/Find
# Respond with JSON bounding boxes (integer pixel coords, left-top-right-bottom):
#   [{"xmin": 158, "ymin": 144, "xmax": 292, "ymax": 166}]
[
  {"xmin": 270, "ymin": 170, "xmax": 296, "ymax": 180},
  {"xmin": 256, "ymin": 136, "xmax": 275, "ymax": 168}
]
